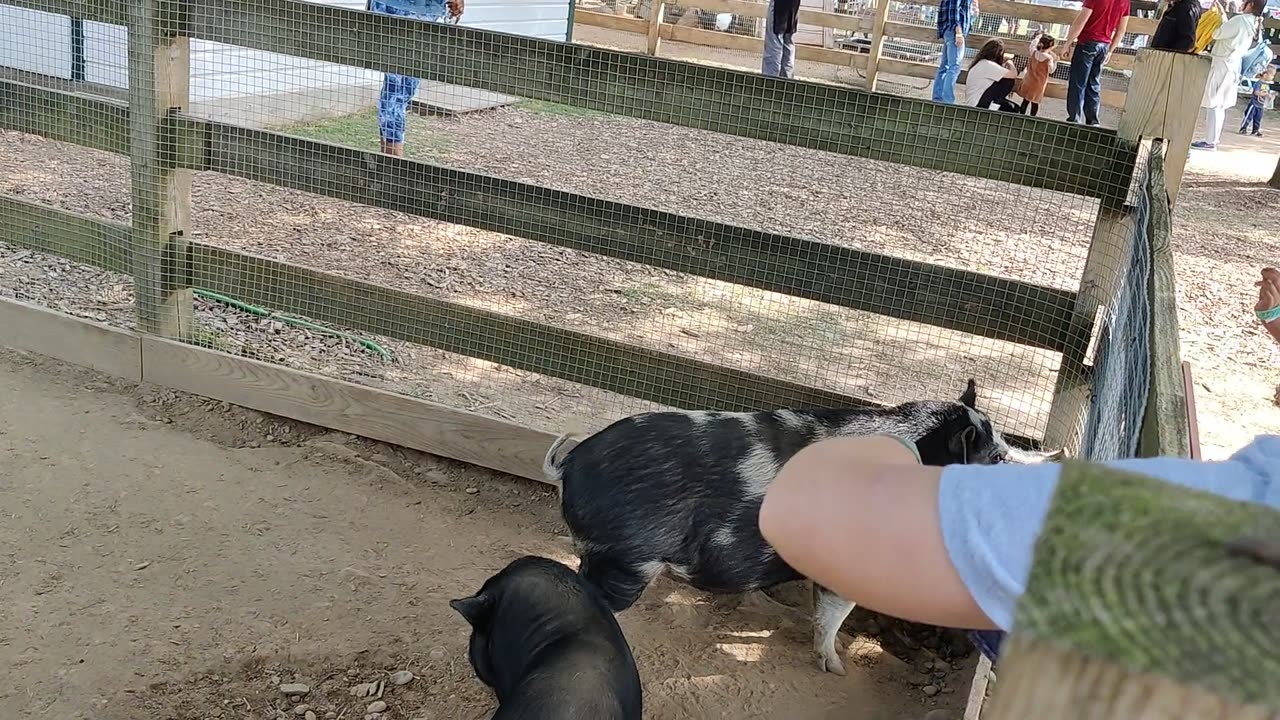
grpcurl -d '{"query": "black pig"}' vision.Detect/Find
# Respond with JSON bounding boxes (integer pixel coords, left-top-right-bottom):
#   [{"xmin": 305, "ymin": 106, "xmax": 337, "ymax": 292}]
[
  {"xmin": 546, "ymin": 379, "xmax": 1059, "ymax": 675},
  {"xmin": 450, "ymin": 555, "xmax": 643, "ymax": 719}
]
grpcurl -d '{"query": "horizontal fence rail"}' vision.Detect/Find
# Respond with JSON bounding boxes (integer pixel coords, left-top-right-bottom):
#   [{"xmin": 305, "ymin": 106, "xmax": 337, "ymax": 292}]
[
  {"xmin": 0, "ymin": 191, "xmax": 1046, "ymax": 449},
  {"xmin": 2, "ymin": 79, "xmax": 1085, "ymax": 353},
  {"xmin": 3, "ymin": 0, "xmax": 1136, "ymax": 206}
]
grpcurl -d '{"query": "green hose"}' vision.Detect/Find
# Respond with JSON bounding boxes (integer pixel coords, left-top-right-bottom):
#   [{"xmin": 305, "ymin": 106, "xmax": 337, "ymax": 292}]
[{"xmin": 193, "ymin": 288, "xmax": 393, "ymax": 361}]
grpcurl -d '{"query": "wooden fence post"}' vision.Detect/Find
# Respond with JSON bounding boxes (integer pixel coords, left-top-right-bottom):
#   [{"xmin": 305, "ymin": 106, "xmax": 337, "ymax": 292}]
[
  {"xmin": 1118, "ymin": 50, "xmax": 1211, "ymax": 206},
  {"xmin": 1136, "ymin": 145, "xmax": 1191, "ymax": 458},
  {"xmin": 982, "ymin": 461, "xmax": 1280, "ymax": 719},
  {"xmin": 864, "ymin": 0, "xmax": 892, "ymax": 91},
  {"xmin": 129, "ymin": 0, "xmax": 193, "ymax": 339},
  {"xmin": 647, "ymin": 0, "xmax": 665, "ymax": 55},
  {"xmin": 1042, "ymin": 49, "xmax": 1207, "ymax": 451}
]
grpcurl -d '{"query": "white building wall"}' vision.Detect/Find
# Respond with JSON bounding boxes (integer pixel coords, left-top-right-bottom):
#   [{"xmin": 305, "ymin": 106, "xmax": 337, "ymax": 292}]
[{"xmin": 18, "ymin": 0, "xmax": 571, "ymax": 103}]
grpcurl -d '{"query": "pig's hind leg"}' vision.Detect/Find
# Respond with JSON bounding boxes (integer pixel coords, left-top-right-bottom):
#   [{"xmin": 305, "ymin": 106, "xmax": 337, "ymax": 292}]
[
  {"xmin": 812, "ymin": 585, "xmax": 856, "ymax": 676},
  {"xmin": 578, "ymin": 551, "xmax": 660, "ymax": 613}
]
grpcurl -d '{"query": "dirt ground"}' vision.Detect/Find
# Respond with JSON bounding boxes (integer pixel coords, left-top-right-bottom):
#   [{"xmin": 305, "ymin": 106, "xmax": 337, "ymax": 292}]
[{"xmin": 0, "ymin": 350, "xmax": 974, "ymax": 720}]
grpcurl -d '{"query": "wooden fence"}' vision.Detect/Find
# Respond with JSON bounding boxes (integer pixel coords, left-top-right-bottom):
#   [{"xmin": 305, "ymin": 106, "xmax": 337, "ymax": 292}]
[
  {"xmin": 575, "ymin": 0, "xmax": 1280, "ymax": 109},
  {"xmin": 0, "ymin": 0, "xmax": 1196, "ymax": 469},
  {"xmin": 0, "ymin": 2, "xmax": 1205, "ymax": 715}
]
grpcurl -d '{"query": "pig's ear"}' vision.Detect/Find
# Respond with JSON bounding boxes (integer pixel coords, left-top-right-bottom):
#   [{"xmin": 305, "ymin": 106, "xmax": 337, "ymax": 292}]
[
  {"xmin": 949, "ymin": 423, "xmax": 977, "ymax": 458},
  {"xmin": 449, "ymin": 593, "xmax": 493, "ymax": 626},
  {"xmin": 959, "ymin": 379, "xmax": 978, "ymax": 409}
]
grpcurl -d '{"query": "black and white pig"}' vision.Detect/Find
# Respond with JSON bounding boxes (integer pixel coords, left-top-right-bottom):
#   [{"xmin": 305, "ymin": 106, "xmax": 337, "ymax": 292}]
[
  {"xmin": 545, "ymin": 379, "xmax": 1060, "ymax": 676},
  {"xmin": 449, "ymin": 555, "xmax": 643, "ymax": 720}
]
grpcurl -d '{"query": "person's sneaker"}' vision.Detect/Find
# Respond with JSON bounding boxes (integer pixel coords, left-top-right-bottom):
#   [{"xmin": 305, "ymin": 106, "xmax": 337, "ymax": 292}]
[
  {"xmin": 1240, "ymin": 127, "xmax": 1249, "ymax": 134},
  {"xmin": 1253, "ymin": 131, "xmax": 1264, "ymax": 137},
  {"xmin": 1191, "ymin": 141, "xmax": 1217, "ymax": 150}
]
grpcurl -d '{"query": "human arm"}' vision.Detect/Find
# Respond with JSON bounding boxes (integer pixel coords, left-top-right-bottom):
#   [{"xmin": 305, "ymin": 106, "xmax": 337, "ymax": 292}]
[
  {"xmin": 757, "ymin": 435, "xmax": 999, "ymax": 630},
  {"xmin": 1110, "ymin": 13, "xmax": 1130, "ymax": 48},
  {"xmin": 1062, "ymin": 4, "xmax": 1095, "ymax": 49},
  {"xmin": 1101, "ymin": 13, "xmax": 1130, "ymax": 63},
  {"xmin": 759, "ymin": 434, "xmax": 1280, "ymax": 632},
  {"xmin": 447, "ymin": 0, "xmax": 463, "ymax": 18},
  {"xmin": 1212, "ymin": 10, "xmax": 1240, "ymax": 41}
]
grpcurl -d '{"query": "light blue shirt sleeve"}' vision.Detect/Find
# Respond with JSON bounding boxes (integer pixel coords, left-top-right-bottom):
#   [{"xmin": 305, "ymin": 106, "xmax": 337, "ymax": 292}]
[{"xmin": 938, "ymin": 435, "xmax": 1280, "ymax": 631}]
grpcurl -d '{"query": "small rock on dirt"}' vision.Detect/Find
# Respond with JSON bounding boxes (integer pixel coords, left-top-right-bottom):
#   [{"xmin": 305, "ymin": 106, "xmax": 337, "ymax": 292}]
[
  {"xmin": 390, "ymin": 670, "xmax": 415, "ymax": 686},
  {"xmin": 293, "ymin": 704, "xmax": 310, "ymax": 715},
  {"xmin": 325, "ymin": 714, "xmax": 337, "ymax": 720},
  {"xmin": 924, "ymin": 710, "xmax": 953, "ymax": 720},
  {"xmin": 304, "ymin": 712, "xmax": 317, "ymax": 720},
  {"xmin": 367, "ymin": 701, "xmax": 388, "ymax": 713},
  {"xmin": 922, "ymin": 684, "xmax": 940, "ymax": 696},
  {"xmin": 465, "ymin": 487, "xmax": 479, "ymax": 494},
  {"xmin": 280, "ymin": 684, "xmax": 310, "ymax": 696}
]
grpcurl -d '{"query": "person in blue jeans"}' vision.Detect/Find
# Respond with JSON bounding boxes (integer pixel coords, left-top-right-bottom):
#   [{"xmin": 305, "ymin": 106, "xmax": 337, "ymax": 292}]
[
  {"xmin": 1061, "ymin": 0, "xmax": 1131, "ymax": 125},
  {"xmin": 932, "ymin": 0, "xmax": 978, "ymax": 103},
  {"xmin": 762, "ymin": 0, "xmax": 802, "ymax": 79},
  {"xmin": 370, "ymin": 0, "xmax": 464, "ymax": 156},
  {"xmin": 1240, "ymin": 67, "xmax": 1276, "ymax": 137}
]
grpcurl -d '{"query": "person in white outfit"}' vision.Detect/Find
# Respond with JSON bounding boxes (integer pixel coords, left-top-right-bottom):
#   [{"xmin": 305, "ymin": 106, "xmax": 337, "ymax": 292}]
[{"xmin": 1193, "ymin": 0, "xmax": 1266, "ymax": 150}]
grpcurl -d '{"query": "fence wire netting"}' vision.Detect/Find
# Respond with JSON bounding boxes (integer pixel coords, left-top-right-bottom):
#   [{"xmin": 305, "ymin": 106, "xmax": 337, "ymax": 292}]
[{"xmin": 2, "ymin": 0, "xmax": 1157, "ymax": 461}]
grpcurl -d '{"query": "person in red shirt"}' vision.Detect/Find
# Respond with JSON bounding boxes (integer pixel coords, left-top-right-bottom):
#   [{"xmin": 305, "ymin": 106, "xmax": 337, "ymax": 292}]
[{"xmin": 1061, "ymin": 0, "xmax": 1131, "ymax": 125}]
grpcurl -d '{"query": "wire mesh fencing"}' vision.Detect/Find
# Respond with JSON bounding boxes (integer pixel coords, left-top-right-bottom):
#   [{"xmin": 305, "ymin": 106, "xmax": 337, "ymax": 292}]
[{"xmin": 2, "ymin": 0, "xmax": 1158, "ymax": 462}]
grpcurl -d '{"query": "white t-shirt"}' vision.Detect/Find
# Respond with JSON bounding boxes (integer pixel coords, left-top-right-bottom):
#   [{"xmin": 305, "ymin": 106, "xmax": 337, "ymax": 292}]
[{"xmin": 966, "ymin": 59, "xmax": 1010, "ymax": 107}]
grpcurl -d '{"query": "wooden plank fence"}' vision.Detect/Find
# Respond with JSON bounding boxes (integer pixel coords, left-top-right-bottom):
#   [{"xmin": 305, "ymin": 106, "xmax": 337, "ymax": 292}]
[{"xmin": 0, "ymin": 3, "xmax": 1203, "ymax": 716}]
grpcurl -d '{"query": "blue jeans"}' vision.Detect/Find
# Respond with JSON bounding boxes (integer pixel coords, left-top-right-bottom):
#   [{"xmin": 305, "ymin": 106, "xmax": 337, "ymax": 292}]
[
  {"xmin": 371, "ymin": 0, "xmax": 447, "ymax": 143},
  {"xmin": 1066, "ymin": 40, "xmax": 1109, "ymax": 125},
  {"xmin": 932, "ymin": 34, "xmax": 965, "ymax": 104},
  {"xmin": 1241, "ymin": 100, "xmax": 1264, "ymax": 134},
  {"xmin": 761, "ymin": 0, "xmax": 796, "ymax": 79}
]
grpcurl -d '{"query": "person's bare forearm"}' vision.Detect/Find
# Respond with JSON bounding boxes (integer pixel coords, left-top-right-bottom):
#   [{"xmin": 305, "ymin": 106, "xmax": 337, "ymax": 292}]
[
  {"xmin": 1063, "ymin": 7, "xmax": 1092, "ymax": 46},
  {"xmin": 1109, "ymin": 16, "xmax": 1129, "ymax": 48},
  {"xmin": 759, "ymin": 435, "xmax": 998, "ymax": 630}
]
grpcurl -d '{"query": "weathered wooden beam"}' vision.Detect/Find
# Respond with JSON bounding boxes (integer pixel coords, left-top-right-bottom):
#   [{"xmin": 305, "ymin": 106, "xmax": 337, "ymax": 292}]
[
  {"xmin": 881, "ymin": 21, "xmax": 1136, "ymax": 71},
  {"xmin": 1136, "ymin": 147, "xmax": 1190, "ymax": 459},
  {"xmin": 0, "ymin": 297, "xmax": 143, "ymax": 382},
  {"xmin": 0, "ymin": 297, "xmax": 559, "ymax": 482},
  {"xmin": 0, "ymin": 194, "xmax": 132, "ymax": 274},
  {"xmin": 1, "ymin": 81, "xmax": 1085, "ymax": 352},
  {"xmin": 0, "ymin": 80, "xmax": 129, "ymax": 154},
  {"xmin": 863, "ymin": 0, "xmax": 893, "ymax": 92},
  {"xmin": 140, "ymin": 334, "xmax": 564, "ymax": 483},
  {"xmin": 1118, "ymin": 50, "xmax": 1212, "ymax": 207},
  {"xmin": 681, "ymin": 0, "xmax": 870, "ymax": 32},
  {"xmin": 0, "ymin": 4, "xmax": 1137, "ymax": 201},
  {"xmin": 909, "ymin": 0, "xmax": 1158, "ymax": 35},
  {"xmin": 0, "ymin": 0, "xmax": 127, "ymax": 26},
  {"xmin": 0, "ymin": 192, "xmax": 1047, "ymax": 446},
  {"xmin": 646, "ymin": 0, "xmax": 664, "ymax": 56},
  {"xmin": 174, "ymin": 115, "xmax": 1085, "ymax": 353},
  {"xmin": 984, "ymin": 461, "xmax": 1280, "ymax": 718},
  {"xmin": 1043, "ymin": 50, "xmax": 1179, "ymax": 451},
  {"xmin": 167, "ymin": 0, "xmax": 1134, "ymax": 204},
  {"xmin": 183, "ymin": 241, "xmax": 887, "ymax": 416},
  {"xmin": 127, "ymin": 0, "xmax": 194, "ymax": 339}
]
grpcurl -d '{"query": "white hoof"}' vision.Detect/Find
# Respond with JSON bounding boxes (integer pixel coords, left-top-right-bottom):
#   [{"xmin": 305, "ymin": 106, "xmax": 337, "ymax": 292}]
[{"xmin": 818, "ymin": 649, "xmax": 847, "ymax": 676}]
